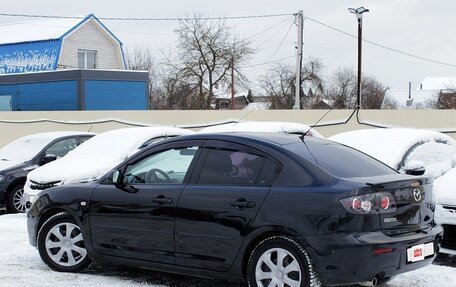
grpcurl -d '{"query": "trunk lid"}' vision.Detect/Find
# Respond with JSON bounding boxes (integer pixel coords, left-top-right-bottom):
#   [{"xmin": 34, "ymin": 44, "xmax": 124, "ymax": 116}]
[{"xmin": 348, "ymin": 174, "xmax": 435, "ymax": 236}]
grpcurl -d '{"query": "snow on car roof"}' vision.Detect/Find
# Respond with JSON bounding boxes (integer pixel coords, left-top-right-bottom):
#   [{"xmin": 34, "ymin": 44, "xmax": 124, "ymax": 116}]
[
  {"xmin": 0, "ymin": 131, "xmax": 94, "ymax": 162},
  {"xmin": 27, "ymin": 127, "xmax": 194, "ymax": 184},
  {"xmin": 198, "ymin": 121, "xmax": 324, "ymax": 138},
  {"xmin": 64, "ymin": 127, "xmax": 193, "ymax": 159},
  {"xmin": 329, "ymin": 128, "xmax": 456, "ymax": 171}
]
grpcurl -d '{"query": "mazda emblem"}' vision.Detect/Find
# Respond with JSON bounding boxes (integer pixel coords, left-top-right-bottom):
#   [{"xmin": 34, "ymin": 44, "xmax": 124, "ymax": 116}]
[{"xmin": 413, "ymin": 189, "xmax": 422, "ymax": 202}]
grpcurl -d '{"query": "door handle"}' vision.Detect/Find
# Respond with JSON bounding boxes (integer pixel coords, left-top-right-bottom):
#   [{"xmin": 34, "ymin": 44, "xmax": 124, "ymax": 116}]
[
  {"xmin": 152, "ymin": 195, "xmax": 173, "ymax": 204},
  {"xmin": 230, "ymin": 198, "xmax": 256, "ymax": 209}
]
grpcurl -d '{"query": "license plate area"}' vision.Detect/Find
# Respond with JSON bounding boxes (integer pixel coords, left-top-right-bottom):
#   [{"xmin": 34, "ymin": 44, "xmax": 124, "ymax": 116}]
[{"xmin": 406, "ymin": 242, "xmax": 434, "ymax": 263}]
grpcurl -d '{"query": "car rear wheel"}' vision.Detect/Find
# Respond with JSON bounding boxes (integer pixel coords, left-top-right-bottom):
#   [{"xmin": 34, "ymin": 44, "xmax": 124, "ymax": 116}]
[
  {"xmin": 7, "ymin": 185, "xmax": 26, "ymax": 213},
  {"xmin": 247, "ymin": 235, "xmax": 320, "ymax": 287},
  {"xmin": 37, "ymin": 212, "xmax": 91, "ymax": 272}
]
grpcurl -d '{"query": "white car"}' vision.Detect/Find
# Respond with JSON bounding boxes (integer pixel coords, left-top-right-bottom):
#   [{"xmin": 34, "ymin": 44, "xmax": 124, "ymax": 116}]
[
  {"xmin": 329, "ymin": 128, "xmax": 456, "ymax": 255},
  {"xmin": 24, "ymin": 127, "xmax": 194, "ymax": 205},
  {"xmin": 199, "ymin": 121, "xmax": 324, "ymax": 138},
  {"xmin": 0, "ymin": 131, "xmax": 95, "ymax": 213}
]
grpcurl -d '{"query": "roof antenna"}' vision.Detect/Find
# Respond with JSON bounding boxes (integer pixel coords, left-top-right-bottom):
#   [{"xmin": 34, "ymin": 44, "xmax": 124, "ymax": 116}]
[{"xmin": 300, "ymin": 106, "xmax": 335, "ymax": 141}]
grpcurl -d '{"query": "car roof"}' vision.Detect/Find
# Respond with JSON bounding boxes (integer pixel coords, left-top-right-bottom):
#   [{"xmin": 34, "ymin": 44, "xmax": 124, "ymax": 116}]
[
  {"xmin": 177, "ymin": 132, "xmax": 327, "ymax": 146},
  {"xmin": 16, "ymin": 131, "xmax": 95, "ymax": 141}
]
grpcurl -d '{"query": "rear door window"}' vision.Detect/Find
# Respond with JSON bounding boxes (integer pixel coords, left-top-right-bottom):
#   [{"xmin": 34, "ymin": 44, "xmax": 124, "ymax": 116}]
[{"xmin": 197, "ymin": 148, "xmax": 269, "ymax": 186}]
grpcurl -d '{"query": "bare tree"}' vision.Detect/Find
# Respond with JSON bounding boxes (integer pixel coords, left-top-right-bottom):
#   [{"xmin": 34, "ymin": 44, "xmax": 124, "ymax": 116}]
[
  {"xmin": 325, "ymin": 67, "xmax": 357, "ymax": 109},
  {"xmin": 165, "ymin": 14, "xmax": 253, "ymax": 109},
  {"xmin": 260, "ymin": 63, "xmax": 295, "ymax": 109},
  {"xmin": 382, "ymin": 94, "xmax": 399, "ymax": 109},
  {"xmin": 261, "ymin": 58, "xmax": 323, "ymax": 109},
  {"xmin": 361, "ymin": 75, "xmax": 387, "ymax": 109},
  {"xmin": 325, "ymin": 67, "xmax": 387, "ymax": 109},
  {"xmin": 126, "ymin": 45, "xmax": 159, "ymax": 109}
]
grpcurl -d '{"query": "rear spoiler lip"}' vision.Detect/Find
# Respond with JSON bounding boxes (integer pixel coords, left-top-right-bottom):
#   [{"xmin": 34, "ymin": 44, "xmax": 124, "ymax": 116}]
[{"xmin": 345, "ymin": 174, "xmax": 433, "ymax": 187}]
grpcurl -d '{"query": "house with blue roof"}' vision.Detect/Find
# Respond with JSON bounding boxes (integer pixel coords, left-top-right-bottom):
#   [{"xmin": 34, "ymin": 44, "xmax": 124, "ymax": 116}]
[
  {"xmin": 0, "ymin": 14, "xmax": 149, "ymax": 111},
  {"xmin": 0, "ymin": 14, "xmax": 126, "ymax": 73}
]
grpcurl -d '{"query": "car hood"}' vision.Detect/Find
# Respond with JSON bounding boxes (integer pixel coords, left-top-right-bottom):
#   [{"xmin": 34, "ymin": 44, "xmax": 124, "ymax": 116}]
[
  {"xmin": 27, "ymin": 157, "xmax": 121, "ymax": 184},
  {"xmin": 434, "ymin": 167, "xmax": 456, "ymax": 206},
  {"xmin": 0, "ymin": 160, "xmax": 23, "ymax": 172}
]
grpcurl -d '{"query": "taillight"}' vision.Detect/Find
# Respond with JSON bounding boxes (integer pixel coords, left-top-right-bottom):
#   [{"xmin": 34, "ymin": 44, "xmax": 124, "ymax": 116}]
[
  {"xmin": 340, "ymin": 192, "xmax": 396, "ymax": 214},
  {"xmin": 381, "ymin": 195, "xmax": 390, "ymax": 210}
]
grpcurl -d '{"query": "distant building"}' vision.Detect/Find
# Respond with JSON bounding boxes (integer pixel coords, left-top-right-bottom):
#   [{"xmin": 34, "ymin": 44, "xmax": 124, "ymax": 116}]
[
  {"xmin": 382, "ymin": 77, "xmax": 456, "ymax": 109},
  {"xmin": 0, "ymin": 14, "xmax": 151, "ymax": 111}
]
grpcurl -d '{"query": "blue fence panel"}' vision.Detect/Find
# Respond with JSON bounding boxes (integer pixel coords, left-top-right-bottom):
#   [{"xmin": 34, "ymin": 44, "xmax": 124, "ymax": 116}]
[
  {"xmin": 1, "ymin": 81, "xmax": 78, "ymax": 111},
  {"xmin": 84, "ymin": 80, "xmax": 148, "ymax": 110}
]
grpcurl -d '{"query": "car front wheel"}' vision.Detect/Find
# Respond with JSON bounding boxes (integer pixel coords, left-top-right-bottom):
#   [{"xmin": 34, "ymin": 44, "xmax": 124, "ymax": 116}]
[
  {"xmin": 7, "ymin": 185, "xmax": 26, "ymax": 213},
  {"xmin": 247, "ymin": 235, "xmax": 320, "ymax": 287},
  {"xmin": 37, "ymin": 212, "xmax": 91, "ymax": 272}
]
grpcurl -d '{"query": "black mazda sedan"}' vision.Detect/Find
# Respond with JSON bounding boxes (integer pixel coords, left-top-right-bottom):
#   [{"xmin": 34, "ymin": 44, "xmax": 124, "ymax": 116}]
[{"xmin": 27, "ymin": 133, "xmax": 443, "ymax": 287}]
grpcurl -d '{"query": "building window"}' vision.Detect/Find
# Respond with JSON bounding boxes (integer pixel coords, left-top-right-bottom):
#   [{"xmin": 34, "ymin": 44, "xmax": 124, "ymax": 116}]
[{"xmin": 78, "ymin": 50, "xmax": 97, "ymax": 69}]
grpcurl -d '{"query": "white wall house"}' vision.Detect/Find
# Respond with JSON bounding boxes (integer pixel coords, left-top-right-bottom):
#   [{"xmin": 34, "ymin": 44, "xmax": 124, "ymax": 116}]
[
  {"xmin": 383, "ymin": 77, "xmax": 456, "ymax": 109},
  {"xmin": 0, "ymin": 14, "xmax": 126, "ymax": 74}
]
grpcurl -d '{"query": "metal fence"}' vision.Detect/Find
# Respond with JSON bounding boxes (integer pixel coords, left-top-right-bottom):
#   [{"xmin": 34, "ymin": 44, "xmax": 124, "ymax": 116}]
[{"xmin": 0, "ymin": 109, "xmax": 455, "ymax": 147}]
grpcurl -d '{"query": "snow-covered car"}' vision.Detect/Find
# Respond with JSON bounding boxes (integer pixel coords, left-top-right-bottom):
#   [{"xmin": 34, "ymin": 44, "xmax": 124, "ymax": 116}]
[
  {"xmin": 329, "ymin": 128, "xmax": 456, "ymax": 255},
  {"xmin": 198, "ymin": 121, "xmax": 324, "ymax": 138},
  {"xmin": 0, "ymin": 131, "xmax": 95, "ymax": 213},
  {"xmin": 24, "ymin": 127, "xmax": 194, "ymax": 206}
]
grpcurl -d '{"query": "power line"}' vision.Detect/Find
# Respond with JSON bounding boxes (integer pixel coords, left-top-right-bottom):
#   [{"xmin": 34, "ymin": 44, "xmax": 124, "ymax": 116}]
[
  {"xmin": 305, "ymin": 16, "xmax": 456, "ymax": 69},
  {"xmin": 243, "ymin": 55, "xmax": 295, "ymax": 68},
  {"xmin": 0, "ymin": 12, "xmax": 295, "ymax": 21}
]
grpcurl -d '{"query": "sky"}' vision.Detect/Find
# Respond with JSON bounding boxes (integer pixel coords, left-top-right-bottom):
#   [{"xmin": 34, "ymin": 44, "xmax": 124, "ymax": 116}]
[{"xmin": 2, "ymin": 0, "xmax": 456, "ymax": 89}]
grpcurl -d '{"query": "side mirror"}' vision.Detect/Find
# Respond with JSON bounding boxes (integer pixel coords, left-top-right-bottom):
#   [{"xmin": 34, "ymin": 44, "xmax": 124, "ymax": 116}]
[
  {"xmin": 112, "ymin": 170, "xmax": 121, "ymax": 186},
  {"xmin": 112, "ymin": 169, "xmax": 138, "ymax": 193},
  {"xmin": 404, "ymin": 160, "xmax": 426, "ymax": 176},
  {"xmin": 40, "ymin": 155, "xmax": 57, "ymax": 166}
]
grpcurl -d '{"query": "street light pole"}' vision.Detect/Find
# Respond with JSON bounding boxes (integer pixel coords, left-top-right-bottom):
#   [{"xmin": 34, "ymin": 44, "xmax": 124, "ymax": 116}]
[{"xmin": 348, "ymin": 6, "xmax": 369, "ymax": 109}]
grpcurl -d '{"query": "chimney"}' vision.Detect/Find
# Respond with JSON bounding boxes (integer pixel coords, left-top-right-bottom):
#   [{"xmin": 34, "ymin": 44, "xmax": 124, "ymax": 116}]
[{"xmin": 409, "ymin": 82, "xmax": 412, "ymax": 99}]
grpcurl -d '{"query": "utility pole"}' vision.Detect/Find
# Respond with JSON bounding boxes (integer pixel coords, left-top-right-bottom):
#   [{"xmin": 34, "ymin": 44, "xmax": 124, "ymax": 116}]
[
  {"xmin": 293, "ymin": 10, "xmax": 304, "ymax": 110},
  {"xmin": 230, "ymin": 57, "xmax": 235, "ymax": 110}
]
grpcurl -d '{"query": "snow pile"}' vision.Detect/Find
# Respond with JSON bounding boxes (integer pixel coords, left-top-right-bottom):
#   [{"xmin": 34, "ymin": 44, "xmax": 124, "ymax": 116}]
[
  {"xmin": 0, "ymin": 214, "xmax": 455, "ymax": 286},
  {"xmin": 26, "ymin": 127, "xmax": 193, "ymax": 185},
  {"xmin": 0, "ymin": 213, "xmax": 163, "ymax": 287},
  {"xmin": 199, "ymin": 121, "xmax": 324, "ymax": 138},
  {"xmin": 329, "ymin": 128, "xmax": 456, "ymax": 175},
  {"xmin": 0, "ymin": 131, "xmax": 94, "ymax": 163},
  {"xmin": 434, "ymin": 168, "xmax": 456, "ymax": 206}
]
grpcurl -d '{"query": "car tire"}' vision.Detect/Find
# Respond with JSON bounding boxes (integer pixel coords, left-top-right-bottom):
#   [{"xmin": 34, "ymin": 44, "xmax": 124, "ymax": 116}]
[
  {"xmin": 6, "ymin": 184, "xmax": 26, "ymax": 213},
  {"xmin": 247, "ymin": 235, "xmax": 321, "ymax": 287},
  {"xmin": 37, "ymin": 212, "xmax": 91, "ymax": 272}
]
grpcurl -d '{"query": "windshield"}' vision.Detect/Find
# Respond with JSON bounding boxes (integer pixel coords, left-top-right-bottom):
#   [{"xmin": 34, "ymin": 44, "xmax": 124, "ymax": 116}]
[
  {"xmin": 0, "ymin": 136, "xmax": 52, "ymax": 162},
  {"xmin": 288, "ymin": 141, "xmax": 398, "ymax": 178}
]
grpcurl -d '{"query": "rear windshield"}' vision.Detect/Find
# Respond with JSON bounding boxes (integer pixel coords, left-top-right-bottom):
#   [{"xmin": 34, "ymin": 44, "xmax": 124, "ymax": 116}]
[{"xmin": 287, "ymin": 141, "xmax": 398, "ymax": 178}]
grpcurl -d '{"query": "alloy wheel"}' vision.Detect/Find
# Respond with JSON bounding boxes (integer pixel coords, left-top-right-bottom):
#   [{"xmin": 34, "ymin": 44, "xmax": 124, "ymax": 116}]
[{"xmin": 12, "ymin": 188, "xmax": 26, "ymax": 213}]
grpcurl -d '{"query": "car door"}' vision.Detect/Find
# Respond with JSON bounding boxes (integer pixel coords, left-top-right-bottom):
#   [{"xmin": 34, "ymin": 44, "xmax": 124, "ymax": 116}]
[
  {"xmin": 89, "ymin": 140, "xmax": 203, "ymax": 264},
  {"xmin": 174, "ymin": 140, "xmax": 281, "ymax": 271}
]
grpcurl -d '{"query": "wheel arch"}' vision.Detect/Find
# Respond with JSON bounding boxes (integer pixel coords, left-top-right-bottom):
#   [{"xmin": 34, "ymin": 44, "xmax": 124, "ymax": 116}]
[
  {"xmin": 36, "ymin": 207, "xmax": 69, "ymax": 239},
  {"xmin": 5, "ymin": 177, "xmax": 26, "ymax": 195},
  {"xmin": 240, "ymin": 228, "xmax": 312, "ymax": 279}
]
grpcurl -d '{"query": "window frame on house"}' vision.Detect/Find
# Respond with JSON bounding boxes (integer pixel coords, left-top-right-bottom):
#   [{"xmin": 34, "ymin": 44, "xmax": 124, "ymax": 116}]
[{"xmin": 78, "ymin": 49, "xmax": 98, "ymax": 69}]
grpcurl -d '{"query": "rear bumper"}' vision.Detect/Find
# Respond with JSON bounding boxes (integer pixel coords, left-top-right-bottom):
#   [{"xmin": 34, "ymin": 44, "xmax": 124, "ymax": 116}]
[{"xmin": 299, "ymin": 224, "xmax": 443, "ymax": 286}]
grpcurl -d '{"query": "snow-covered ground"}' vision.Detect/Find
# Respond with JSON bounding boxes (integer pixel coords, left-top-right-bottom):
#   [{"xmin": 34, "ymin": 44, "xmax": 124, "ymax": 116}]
[{"xmin": 1, "ymin": 213, "xmax": 455, "ymax": 287}]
